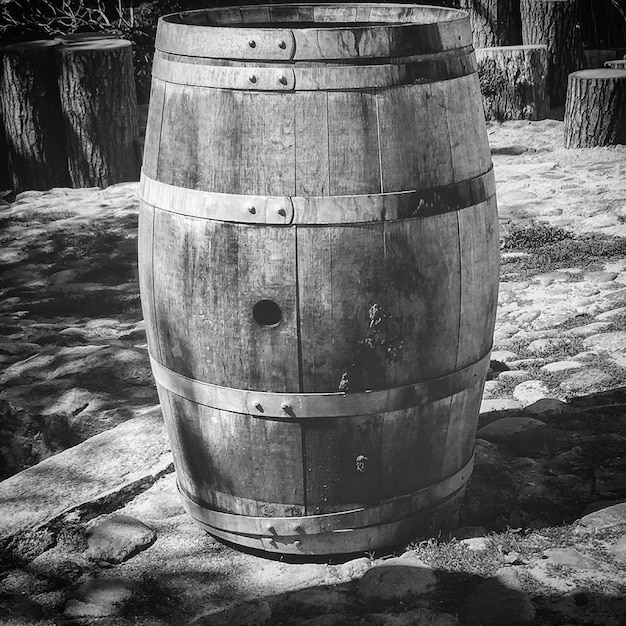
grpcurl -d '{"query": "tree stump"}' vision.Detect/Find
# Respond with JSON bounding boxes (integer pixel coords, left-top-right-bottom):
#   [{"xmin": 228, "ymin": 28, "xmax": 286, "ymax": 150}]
[
  {"xmin": 56, "ymin": 39, "xmax": 139, "ymax": 188},
  {"xmin": 520, "ymin": 0, "xmax": 585, "ymax": 108},
  {"xmin": 476, "ymin": 45, "xmax": 549, "ymax": 121},
  {"xmin": 564, "ymin": 69, "xmax": 626, "ymax": 148},
  {"xmin": 458, "ymin": 0, "xmax": 523, "ymax": 48},
  {"xmin": 0, "ymin": 40, "xmax": 70, "ymax": 193},
  {"xmin": 605, "ymin": 59, "xmax": 626, "ymax": 70}
]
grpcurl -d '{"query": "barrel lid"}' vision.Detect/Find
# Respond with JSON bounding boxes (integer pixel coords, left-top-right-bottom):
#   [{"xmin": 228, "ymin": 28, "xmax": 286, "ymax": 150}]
[{"xmin": 155, "ymin": 3, "xmax": 471, "ymax": 61}]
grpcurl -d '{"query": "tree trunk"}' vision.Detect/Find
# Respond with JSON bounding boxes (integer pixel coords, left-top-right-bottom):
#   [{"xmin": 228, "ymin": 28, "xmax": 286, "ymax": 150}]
[
  {"xmin": 476, "ymin": 45, "xmax": 549, "ymax": 120},
  {"xmin": 520, "ymin": 0, "xmax": 585, "ymax": 108},
  {"xmin": 459, "ymin": 0, "xmax": 523, "ymax": 47},
  {"xmin": 564, "ymin": 69, "xmax": 626, "ymax": 148},
  {"xmin": 0, "ymin": 40, "xmax": 70, "ymax": 193},
  {"xmin": 56, "ymin": 39, "xmax": 139, "ymax": 188}
]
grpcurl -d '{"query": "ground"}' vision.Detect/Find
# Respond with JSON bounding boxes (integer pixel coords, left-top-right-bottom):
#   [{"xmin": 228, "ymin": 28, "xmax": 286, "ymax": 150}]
[{"xmin": 1, "ymin": 118, "xmax": 626, "ymax": 625}]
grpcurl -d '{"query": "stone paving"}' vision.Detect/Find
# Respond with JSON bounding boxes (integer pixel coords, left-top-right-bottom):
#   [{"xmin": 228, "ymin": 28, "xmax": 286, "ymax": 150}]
[{"xmin": 1, "ymin": 119, "xmax": 626, "ymax": 625}]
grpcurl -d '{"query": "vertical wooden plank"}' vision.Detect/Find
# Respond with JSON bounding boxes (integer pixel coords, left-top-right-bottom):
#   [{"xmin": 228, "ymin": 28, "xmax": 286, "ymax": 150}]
[
  {"xmin": 152, "ymin": 210, "xmax": 299, "ymax": 391},
  {"xmin": 304, "ymin": 414, "xmax": 382, "ymax": 514},
  {"xmin": 444, "ymin": 74, "xmax": 492, "ymax": 183},
  {"xmin": 140, "ymin": 78, "xmax": 165, "ymax": 179},
  {"xmin": 137, "ymin": 201, "xmax": 161, "ymax": 362},
  {"xmin": 295, "ymin": 91, "xmax": 329, "ymax": 196},
  {"xmin": 327, "ymin": 91, "xmax": 381, "ymax": 195},
  {"xmin": 377, "ymin": 82, "xmax": 454, "ymax": 191},
  {"xmin": 456, "ymin": 198, "xmax": 500, "ymax": 369},
  {"xmin": 157, "ymin": 86, "xmax": 296, "ymax": 196},
  {"xmin": 166, "ymin": 392, "xmax": 305, "ymax": 516},
  {"xmin": 381, "ymin": 399, "xmax": 453, "ymax": 499},
  {"xmin": 442, "ymin": 379, "xmax": 485, "ymax": 480},
  {"xmin": 297, "ymin": 223, "xmax": 386, "ymax": 393},
  {"xmin": 384, "ymin": 213, "xmax": 461, "ymax": 386}
]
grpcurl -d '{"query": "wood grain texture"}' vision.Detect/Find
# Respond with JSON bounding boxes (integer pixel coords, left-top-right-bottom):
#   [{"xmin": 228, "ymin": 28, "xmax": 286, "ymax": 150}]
[
  {"xmin": 157, "ymin": 85, "xmax": 295, "ymax": 196},
  {"xmin": 141, "ymin": 78, "xmax": 166, "ymax": 180},
  {"xmin": 384, "ymin": 212, "xmax": 462, "ymax": 385},
  {"xmin": 520, "ymin": 0, "xmax": 586, "ymax": 107},
  {"xmin": 564, "ymin": 69, "xmax": 626, "ymax": 148},
  {"xmin": 476, "ymin": 45, "xmax": 549, "ymax": 121},
  {"xmin": 377, "ymin": 82, "xmax": 454, "ymax": 191},
  {"xmin": 0, "ymin": 40, "xmax": 70, "ymax": 192},
  {"xmin": 137, "ymin": 201, "xmax": 162, "ymax": 363},
  {"xmin": 328, "ymin": 91, "xmax": 381, "ymax": 195},
  {"xmin": 163, "ymin": 388, "xmax": 305, "ymax": 516},
  {"xmin": 295, "ymin": 91, "xmax": 329, "ymax": 195},
  {"xmin": 151, "ymin": 209, "xmax": 299, "ymax": 391},
  {"xmin": 297, "ymin": 224, "xmax": 386, "ymax": 393},
  {"xmin": 459, "ymin": 0, "xmax": 523, "ymax": 47},
  {"xmin": 56, "ymin": 39, "xmax": 139, "ymax": 187},
  {"xmin": 444, "ymin": 74, "xmax": 492, "ymax": 183},
  {"xmin": 456, "ymin": 198, "xmax": 500, "ymax": 369},
  {"xmin": 304, "ymin": 414, "xmax": 383, "ymax": 514},
  {"xmin": 381, "ymin": 399, "xmax": 453, "ymax": 498}
]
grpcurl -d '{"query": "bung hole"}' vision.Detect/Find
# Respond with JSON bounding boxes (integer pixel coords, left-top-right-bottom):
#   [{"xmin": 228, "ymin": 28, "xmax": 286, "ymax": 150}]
[{"xmin": 253, "ymin": 300, "xmax": 282, "ymax": 327}]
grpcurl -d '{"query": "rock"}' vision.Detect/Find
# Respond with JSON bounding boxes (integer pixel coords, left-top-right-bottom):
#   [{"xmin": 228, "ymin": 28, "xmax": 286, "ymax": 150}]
[
  {"xmin": 87, "ymin": 515, "xmax": 156, "ymax": 564},
  {"xmin": 579, "ymin": 502, "xmax": 626, "ymax": 530},
  {"xmin": 559, "ymin": 369, "xmax": 613, "ymax": 394},
  {"xmin": 497, "ymin": 370, "xmax": 532, "ymax": 384},
  {"xmin": 570, "ymin": 351, "xmax": 600, "ymax": 362},
  {"xmin": 357, "ymin": 558, "xmax": 437, "ymax": 603},
  {"xmin": 567, "ymin": 322, "xmax": 613, "ymax": 337},
  {"xmin": 594, "ymin": 468, "xmax": 626, "ymax": 494},
  {"xmin": 523, "ymin": 398, "xmax": 568, "ymax": 415},
  {"xmin": 480, "ymin": 399, "xmax": 523, "ymax": 414},
  {"xmin": 0, "ymin": 409, "xmax": 172, "ymax": 544},
  {"xmin": 334, "ymin": 557, "xmax": 372, "ymax": 581},
  {"xmin": 190, "ymin": 600, "xmax": 272, "ymax": 626},
  {"xmin": 0, "ymin": 593, "xmax": 45, "ymax": 622},
  {"xmin": 540, "ymin": 361, "xmax": 584, "ymax": 373},
  {"xmin": 512, "ymin": 380, "xmax": 551, "ymax": 406},
  {"xmin": 584, "ymin": 270, "xmax": 618, "ymax": 282},
  {"xmin": 595, "ymin": 307, "xmax": 626, "ymax": 321},
  {"xmin": 607, "ymin": 536, "xmax": 626, "ymax": 563},
  {"xmin": 123, "ymin": 473, "xmax": 184, "ymax": 520},
  {"xmin": 583, "ymin": 332, "xmax": 626, "ymax": 367},
  {"xmin": 299, "ymin": 615, "xmax": 353, "ymax": 626},
  {"xmin": 476, "ymin": 417, "xmax": 546, "ymax": 445},
  {"xmin": 459, "ymin": 573, "xmax": 535, "ymax": 625},
  {"xmin": 482, "ymin": 380, "xmax": 500, "ymax": 398},
  {"xmin": 490, "ymin": 350, "xmax": 520, "ymax": 363},
  {"xmin": 474, "ymin": 439, "xmax": 503, "ymax": 466},
  {"xmin": 460, "ymin": 537, "xmax": 489, "ymax": 551},
  {"xmin": 64, "ymin": 578, "xmax": 134, "ymax": 618},
  {"xmin": 543, "ymin": 548, "xmax": 602, "ymax": 570}
]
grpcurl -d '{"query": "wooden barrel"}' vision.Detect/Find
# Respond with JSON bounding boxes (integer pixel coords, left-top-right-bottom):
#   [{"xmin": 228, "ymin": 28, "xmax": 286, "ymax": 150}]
[{"xmin": 138, "ymin": 3, "xmax": 499, "ymax": 556}]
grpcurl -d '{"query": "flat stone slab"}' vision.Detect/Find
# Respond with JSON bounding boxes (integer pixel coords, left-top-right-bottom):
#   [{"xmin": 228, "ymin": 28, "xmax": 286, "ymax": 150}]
[
  {"xmin": 357, "ymin": 557, "xmax": 437, "ymax": 602},
  {"xmin": 579, "ymin": 502, "xmax": 626, "ymax": 530},
  {"xmin": 87, "ymin": 514, "xmax": 157, "ymax": 563},
  {"xmin": 0, "ymin": 408, "xmax": 171, "ymax": 544}
]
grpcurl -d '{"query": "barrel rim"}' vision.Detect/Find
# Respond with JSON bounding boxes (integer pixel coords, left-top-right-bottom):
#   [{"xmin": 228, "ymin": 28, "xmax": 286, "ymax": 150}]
[
  {"xmin": 155, "ymin": 3, "xmax": 472, "ymax": 61},
  {"xmin": 161, "ymin": 3, "xmax": 470, "ymax": 28}
]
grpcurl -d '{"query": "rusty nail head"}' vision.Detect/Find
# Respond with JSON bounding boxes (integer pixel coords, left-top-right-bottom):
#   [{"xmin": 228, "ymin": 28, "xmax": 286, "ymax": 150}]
[
  {"xmin": 281, "ymin": 401, "xmax": 291, "ymax": 412},
  {"xmin": 278, "ymin": 40, "xmax": 287, "ymax": 49},
  {"xmin": 294, "ymin": 540, "xmax": 303, "ymax": 550},
  {"xmin": 277, "ymin": 207, "xmax": 287, "ymax": 217},
  {"xmin": 249, "ymin": 75, "xmax": 257, "ymax": 83},
  {"xmin": 278, "ymin": 76, "xmax": 288, "ymax": 85},
  {"xmin": 248, "ymin": 40, "xmax": 256, "ymax": 48},
  {"xmin": 253, "ymin": 400, "xmax": 263, "ymax": 411},
  {"xmin": 248, "ymin": 206, "xmax": 256, "ymax": 214}
]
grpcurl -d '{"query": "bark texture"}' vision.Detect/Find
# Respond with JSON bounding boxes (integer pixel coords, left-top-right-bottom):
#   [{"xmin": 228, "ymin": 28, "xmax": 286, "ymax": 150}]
[
  {"xmin": 0, "ymin": 40, "xmax": 70, "ymax": 193},
  {"xmin": 520, "ymin": 0, "xmax": 585, "ymax": 107},
  {"xmin": 564, "ymin": 69, "xmax": 626, "ymax": 148},
  {"xmin": 56, "ymin": 39, "xmax": 139, "ymax": 188},
  {"xmin": 459, "ymin": 0, "xmax": 523, "ymax": 48},
  {"xmin": 476, "ymin": 45, "xmax": 549, "ymax": 120}
]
